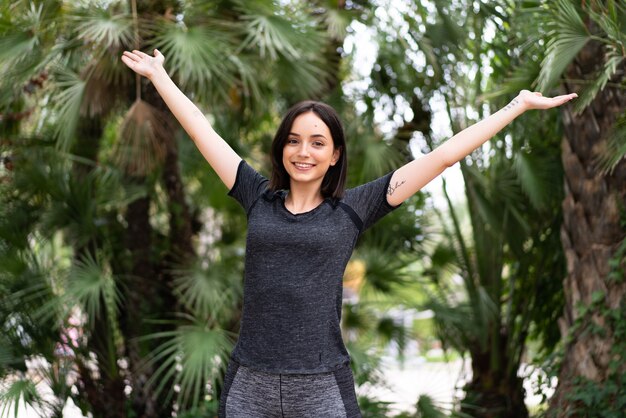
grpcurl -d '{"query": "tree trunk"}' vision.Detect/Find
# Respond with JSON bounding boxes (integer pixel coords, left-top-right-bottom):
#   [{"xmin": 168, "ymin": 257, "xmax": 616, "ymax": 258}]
[
  {"xmin": 71, "ymin": 117, "xmax": 127, "ymax": 418},
  {"xmin": 462, "ymin": 337, "xmax": 529, "ymax": 418},
  {"xmin": 549, "ymin": 39, "xmax": 626, "ymax": 415}
]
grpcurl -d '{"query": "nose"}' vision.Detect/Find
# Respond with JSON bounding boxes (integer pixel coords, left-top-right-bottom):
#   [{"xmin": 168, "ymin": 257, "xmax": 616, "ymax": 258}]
[{"xmin": 297, "ymin": 142, "xmax": 310, "ymax": 157}]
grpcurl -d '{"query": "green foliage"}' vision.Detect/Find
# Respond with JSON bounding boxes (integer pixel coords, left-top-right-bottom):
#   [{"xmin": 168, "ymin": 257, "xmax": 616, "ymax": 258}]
[
  {"xmin": 0, "ymin": 1, "xmax": 428, "ymax": 416},
  {"xmin": 537, "ymin": 0, "xmax": 590, "ymax": 92},
  {"xmin": 0, "ymin": 378, "xmax": 45, "ymax": 418},
  {"xmin": 139, "ymin": 317, "xmax": 233, "ymax": 410},
  {"xmin": 358, "ymin": 396, "xmax": 395, "ymax": 418},
  {"xmin": 562, "ymin": 296, "xmax": 626, "ymax": 417},
  {"xmin": 354, "ymin": 1, "xmax": 569, "ymax": 416},
  {"xmin": 416, "ymin": 394, "xmax": 448, "ymax": 418},
  {"xmin": 595, "ymin": 114, "xmax": 626, "ymax": 176}
]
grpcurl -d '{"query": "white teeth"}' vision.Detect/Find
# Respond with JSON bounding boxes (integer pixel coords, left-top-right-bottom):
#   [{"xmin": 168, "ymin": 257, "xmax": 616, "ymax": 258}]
[{"xmin": 294, "ymin": 162, "xmax": 313, "ymax": 168}]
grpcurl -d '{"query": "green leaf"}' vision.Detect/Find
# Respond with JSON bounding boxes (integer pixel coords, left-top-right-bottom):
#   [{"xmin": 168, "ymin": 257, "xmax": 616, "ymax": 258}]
[
  {"xmin": 595, "ymin": 114, "xmax": 626, "ymax": 175},
  {"xmin": 573, "ymin": 50, "xmax": 623, "ymax": 114},
  {"xmin": 71, "ymin": 7, "xmax": 133, "ymax": 49},
  {"xmin": 172, "ymin": 259, "xmax": 243, "ymax": 324},
  {"xmin": 0, "ymin": 378, "xmax": 45, "ymax": 418},
  {"xmin": 416, "ymin": 394, "xmax": 447, "ymax": 418},
  {"xmin": 65, "ymin": 252, "xmax": 121, "ymax": 345},
  {"xmin": 141, "ymin": 318, "xmax": 234, "ymax": 409},
  {"xmin": 514, "ymin": 151, "xmax": 561, "ymax": 212},
  {"xmin": 537, "ymin": 0, "xmax": 590, "ymax": 91},
  {"xmin": 50, "ymin": 66, "xmax": 86, "ymax": 152},
  {"xmin": 150, "ymin": 19, "xmax": 239, "ymax": 102}
]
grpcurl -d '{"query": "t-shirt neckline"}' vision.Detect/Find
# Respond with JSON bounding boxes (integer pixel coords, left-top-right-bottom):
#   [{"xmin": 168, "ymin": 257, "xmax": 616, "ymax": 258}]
[{"xmin": 278, "ymin": 190, "xmax": 330, "ymax": 217}]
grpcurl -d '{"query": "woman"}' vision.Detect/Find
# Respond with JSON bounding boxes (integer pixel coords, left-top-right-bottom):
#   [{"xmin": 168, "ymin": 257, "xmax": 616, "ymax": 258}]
[{"xmin": 121, "ymin": 49, "xmax": 576, "ymax": 418}]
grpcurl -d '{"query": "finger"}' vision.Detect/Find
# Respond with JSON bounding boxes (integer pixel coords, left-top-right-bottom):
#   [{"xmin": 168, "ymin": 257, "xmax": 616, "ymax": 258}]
[
  {"xmin": 133, "ymin": 50, "xmax": 150, "ymax": 59},
  {"xmin": 549, "ymin": 95, "xmax": 574, "ymax": 108},
  {"xmin": 121, "ymin": 55, "xmax": 136, "ymax": 68},
  {"xmin": 122, "ymin": 51, "xmax": 141, "ymax": 62},
  {"xmin": 553, "ymin": 93, "xmax": 577, "ymax": 101},
  {"xmin": 534, "ymin": 92, "xmax": 543, "ymax": 96},
  {"xmin": 153, "ymin": 48, "xmax": 162, "ymax": 57}
]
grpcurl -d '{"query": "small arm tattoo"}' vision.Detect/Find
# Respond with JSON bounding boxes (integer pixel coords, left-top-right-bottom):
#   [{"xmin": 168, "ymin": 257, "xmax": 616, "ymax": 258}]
[
  {"xmin": 503, "ymin": 98, "xmax": 520, "ymax": 112},
  {"xmin": 387, "ymin": 180, "xmax": 405, "ymax": 196}
]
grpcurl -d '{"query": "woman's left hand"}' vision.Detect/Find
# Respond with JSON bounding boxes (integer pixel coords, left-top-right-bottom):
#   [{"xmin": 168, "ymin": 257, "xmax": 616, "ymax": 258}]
[{"xmin": 518, "ymin": 89, "xmax": 578, "ymax": 111}]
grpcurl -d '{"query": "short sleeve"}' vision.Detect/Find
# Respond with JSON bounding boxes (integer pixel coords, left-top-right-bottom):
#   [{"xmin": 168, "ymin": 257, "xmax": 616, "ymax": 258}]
[
  {"xmin": 227, "ymin": 159, "xmax": 269, "ymax": 215},
  {"xmin": 342, "ymin": 171, "xmax": 402, "ymax": 233}
]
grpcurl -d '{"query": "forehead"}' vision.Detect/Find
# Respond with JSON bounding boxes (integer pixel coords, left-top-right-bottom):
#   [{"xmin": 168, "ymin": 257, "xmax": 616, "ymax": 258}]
[{"xmin": 290, "ymin": 112, "xmax": 331, "ymax": 135}]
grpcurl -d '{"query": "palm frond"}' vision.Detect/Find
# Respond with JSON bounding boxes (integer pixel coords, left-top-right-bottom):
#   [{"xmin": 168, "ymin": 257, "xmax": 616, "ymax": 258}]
[
  {"xmin": 513, "ymin": 151, "xmax": 561, "ymax": 212},
  {"xmin": 71, "ymin": 6, "xmax": 133, "ymax": 50},
  {"xmin": 228, "ymin": 54, "xmax": 263, "ymax": 104},
  {"xmin": 0, "ymin": 2, "xmax": 62, "ymax": 109},
  {"xmin": 64, "ymin": 251, "xmax": 122, "ymax": 349},
  {"xmin": 140, "ymin": 318, "xmax": 233, "ymax": 409},
  {"xmin": 0, "ymin": 2, "xmax": 44, "ymax": 65},
  {"xmin": 38, "ymin": 171, "xmax": 98, "ymax": 246},
  {"xmin": 572, "ymin": 50, "xmax": 623, "ymax": 114},
  {"xmin": 114, "ymin": 99, "xmax": 169, "ymax": 176},
  {"xmin": 238, "ymin": 4, "xmax": 324, "ymax": 61},
  {"xmin": 273, "ymin": 55, "xmax": 329, "ymax": 101},
  {"xmin": 594, "ymin": 113, "xmax": 626, "ymax": 175},
  {"xmin": 50, "ymin": 66, "xmax": 85, "ymax": 152},
  {"xmin": 481, "ymin": 59, "xmax": 541, "ymax": 101},
  {"xmin": 424, "ymin": 242, "xmax": 459, "ymax": 285},
  {"xmin": 241, "ymin": 15, "xmax": 302, "ymax": 60},
  {"xmin": 346, "ymin": 115, "xmax": 404, "ymax": 186},
  {"xmin": 415, "ymin": 394, "xmax": 448, "ymax": 418},
  {"xmin": 355, "ymin": 245, "xmax": 412, "ymax": 295},
  {"xmin": 342, "ymin": 301, "xmax": 375, "ymax": 334},
  {"xmin": 93, "ymin": 165, "xmax": 147, "ymax": 209},
  {"xmin": 0, "ymin": 31, "xmax": 39, "ymax": 66},
  {"xmin": 586, "ymin": 1, "xmax": 626, "ymax": 49},
  {"xmin": 537, "ymin": 0, "xmax": 590, "ymax": 91},
  {"xmin": 426, "ymin": 295, "xmax": 474, "ymax": 351},
  {"xmin": 320, "ymin": 8, "xmax": 352, "ymax": 41},
  {"xmin": 171, "ymin": 258, "xmax": 243, "ymax": 325},
  {"xmin": 0, "ymin": 378, "xmax": 46, "ymax": 418},
  {"xmin": 0, "ymin": 235, "xmax": 68, "ymax": 334},
  {"xmin": 375, "ymin": 316, "xmax": 407, "ymax": 354},
  {"xmin": 0, "ymin": 335, "xmax": 14, "ymax": 371},
  {"xmin": 149, "ymin": 19, "xmax": 239, "ymax": 102}
]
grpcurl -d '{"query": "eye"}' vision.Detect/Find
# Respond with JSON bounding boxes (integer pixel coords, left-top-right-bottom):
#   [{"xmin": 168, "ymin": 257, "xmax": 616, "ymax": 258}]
[
  {"xmin": 287, "ymin": 138, "xmax": 299, "ymax": 144},
  {"xmin": 313, "ymin": 141, "xmax": 324, "ymax": 147}
]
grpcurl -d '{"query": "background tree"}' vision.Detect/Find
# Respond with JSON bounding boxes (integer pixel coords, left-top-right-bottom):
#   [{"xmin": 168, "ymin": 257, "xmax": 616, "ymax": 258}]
[
  {"xmin": 352, "ymin": 1, "xmax": 569, "ymax": 416},
  {"xmin": 0, "ymin": 1, "xmax": 425, "ymax": 417},
  {"xmin": 523, "ymin": 1, "xmax": 626, "ymax": 415}
]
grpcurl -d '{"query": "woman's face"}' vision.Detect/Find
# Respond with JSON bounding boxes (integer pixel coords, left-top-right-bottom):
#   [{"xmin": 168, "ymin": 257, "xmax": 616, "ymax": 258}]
[{"xmin": 282, "ymin": 111, "xmax": 340, "ymax": 189}]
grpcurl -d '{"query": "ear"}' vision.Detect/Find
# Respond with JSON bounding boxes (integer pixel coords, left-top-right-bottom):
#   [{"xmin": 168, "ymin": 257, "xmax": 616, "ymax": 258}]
[{"xmin": 330, "ymin": 146, "xmax": 341, "ymax": 166}]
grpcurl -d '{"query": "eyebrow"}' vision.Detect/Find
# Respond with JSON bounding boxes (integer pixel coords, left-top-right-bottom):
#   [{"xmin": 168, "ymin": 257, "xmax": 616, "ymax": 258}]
[{"xmin": 288, "ymin": 132, "xmax": 328, "ymax": 139}]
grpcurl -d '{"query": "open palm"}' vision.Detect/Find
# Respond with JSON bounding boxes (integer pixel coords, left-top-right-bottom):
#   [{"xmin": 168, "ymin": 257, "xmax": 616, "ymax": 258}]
[
  {"xmin": 121, "ymin": 49, "xmax": 165, "ymax": 79},
  {"xmin": 519, "ymin": 89, "xmax": 577, "ymax": 110}
]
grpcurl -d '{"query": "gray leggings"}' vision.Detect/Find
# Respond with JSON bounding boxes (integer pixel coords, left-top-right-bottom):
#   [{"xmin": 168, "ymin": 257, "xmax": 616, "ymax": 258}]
[{"xmin": 218, "ymin": 359, "xmax": 362, "ymax": 418}]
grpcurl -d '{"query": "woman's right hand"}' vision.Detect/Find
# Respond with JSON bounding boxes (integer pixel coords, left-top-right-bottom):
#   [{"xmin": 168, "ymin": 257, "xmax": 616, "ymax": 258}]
[{"xmin": 121, "ymin": 49, "xmax": 165, "ymax": 80}]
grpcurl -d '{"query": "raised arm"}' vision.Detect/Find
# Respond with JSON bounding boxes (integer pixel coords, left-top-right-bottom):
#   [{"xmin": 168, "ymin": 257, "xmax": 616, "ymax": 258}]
[
  {"xmin": 386, "ymin": 90, "xmax": 578, "ymax": 206},
  {"xmin": 121, "ymin": 49, "xmax": 241, "ymax": 189}
]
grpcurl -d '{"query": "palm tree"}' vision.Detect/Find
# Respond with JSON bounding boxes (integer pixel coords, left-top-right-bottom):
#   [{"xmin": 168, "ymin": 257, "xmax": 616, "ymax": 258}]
[
  {"xmin": 424, "ymin": 135, "xmax": 565, "ymax": 418},
  {"xmin": 519, "ymin": 1, "xmax": 626, "ymax": 415},
  {"xmin": 353, "ymin": 1, "xmax": 571, "ymax": 416},
  {"xmin": 0, "ymin": 0, "xmax": 336, "ymax": 416}
]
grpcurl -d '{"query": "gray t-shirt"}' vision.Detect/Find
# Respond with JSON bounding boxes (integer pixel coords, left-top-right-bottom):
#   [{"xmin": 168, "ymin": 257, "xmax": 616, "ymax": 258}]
[{"xmin": 227, "ymin": 159, "xmax": 401, "ymax": 374}]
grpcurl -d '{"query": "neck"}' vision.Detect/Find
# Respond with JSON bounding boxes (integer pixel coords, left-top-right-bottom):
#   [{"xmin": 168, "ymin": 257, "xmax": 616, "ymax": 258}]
[{"xmin": 285, "ymin": 180, "xmax": 324, "ymax": 213}]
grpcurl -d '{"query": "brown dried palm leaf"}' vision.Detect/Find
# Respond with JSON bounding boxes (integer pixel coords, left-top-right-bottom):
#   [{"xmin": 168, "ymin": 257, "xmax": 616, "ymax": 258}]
[
  {"xmin": 80, "ymin": 56, "xmax": 124, "ymax": 118},
  {"xmin": 114, "ymin": 99, "xmax": 169, "ymax": 176}
]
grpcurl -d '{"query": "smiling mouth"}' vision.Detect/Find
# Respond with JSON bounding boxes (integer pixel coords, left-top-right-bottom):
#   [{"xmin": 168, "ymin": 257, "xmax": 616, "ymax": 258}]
[{"xmin": 293, "ymin": 162, "xmax": 315, "ymax": 169}]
